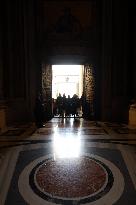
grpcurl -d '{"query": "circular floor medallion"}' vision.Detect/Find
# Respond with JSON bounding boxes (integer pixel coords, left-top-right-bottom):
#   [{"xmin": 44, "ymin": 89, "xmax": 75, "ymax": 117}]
[
  {"xmin": 18, "ymin": 153, "xmax": 124, "ymax": 205},
  {"xmin": 34, "ymin": 157, "xmax": 108, "ymax": 198}
]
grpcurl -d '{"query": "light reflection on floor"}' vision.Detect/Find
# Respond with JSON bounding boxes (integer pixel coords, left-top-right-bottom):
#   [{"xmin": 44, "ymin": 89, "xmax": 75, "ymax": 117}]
[
  {"xmin": 0, "ymin": 118, "xmax": 136, "ymax": 205},
  {"xmin": 53, "ymin": 134, "xmax": 81, "ymax": 159}
]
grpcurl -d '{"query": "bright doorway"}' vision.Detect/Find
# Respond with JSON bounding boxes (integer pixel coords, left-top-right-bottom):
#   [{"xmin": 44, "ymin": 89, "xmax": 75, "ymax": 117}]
[{"xmin": 52, "ymin": 65, "xmax": 84, "ymax": 99}]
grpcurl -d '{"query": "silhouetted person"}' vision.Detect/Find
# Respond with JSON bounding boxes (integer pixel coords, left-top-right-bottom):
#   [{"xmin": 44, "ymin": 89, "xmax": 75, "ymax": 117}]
[
  {"xmin": 71, "ymin": 94, "xmax": 79, "ymax": 119},
  {"xmin": 52, "ymin": 98, "xmax": 57, "ymax": 116},
  {"xmin": 34, "ymin": 94, "xmax": 44, "ymax": 128},
  {"xmin": 56, "ymin": 93, "xmax": 63, "ymax": 116},
  {"xmin": 62, "ymin": 93, "xmax": 67, "ymax": 117},
  {"xmin": 65, "ymin": 95, "xmax": 72, "ymax": 117}
]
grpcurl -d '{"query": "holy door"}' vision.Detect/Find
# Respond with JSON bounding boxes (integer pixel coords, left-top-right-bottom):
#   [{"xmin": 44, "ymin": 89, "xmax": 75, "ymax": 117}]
[
  {"xmin": 41, "ymin": 63, "xmax": 95, "ymax": 120},
  {"xmin": 42, "ymin": 64, "xmax": 52, "ymax": 120},
  {"xmin": 83, "ymin": 64, "xmax": 95, "ymax": 119}
]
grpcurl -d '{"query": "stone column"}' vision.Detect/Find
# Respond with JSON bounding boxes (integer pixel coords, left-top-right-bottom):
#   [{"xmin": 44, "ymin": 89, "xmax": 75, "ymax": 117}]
[{"xmin": 100, "ymin": 0, "xmax": 113, "ymax": 121}]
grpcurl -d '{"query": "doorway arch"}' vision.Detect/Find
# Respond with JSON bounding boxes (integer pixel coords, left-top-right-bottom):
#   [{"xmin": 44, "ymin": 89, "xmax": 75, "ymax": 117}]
[{"xmin": 41, "ymin": 63, "xmax": 95, "ymax": 120}]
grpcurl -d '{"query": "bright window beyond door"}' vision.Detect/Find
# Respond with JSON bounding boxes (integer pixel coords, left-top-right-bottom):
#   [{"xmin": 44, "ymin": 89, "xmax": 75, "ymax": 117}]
[{"xmin": 52, "ymin": 65, "xmax": 84, "ymax": 99}]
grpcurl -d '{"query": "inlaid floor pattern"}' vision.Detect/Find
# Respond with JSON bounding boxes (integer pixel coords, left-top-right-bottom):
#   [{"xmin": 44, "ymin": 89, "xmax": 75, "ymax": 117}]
[{"xmin": 0, "ymin": 118, "xmax": 136, "ymax": 205}]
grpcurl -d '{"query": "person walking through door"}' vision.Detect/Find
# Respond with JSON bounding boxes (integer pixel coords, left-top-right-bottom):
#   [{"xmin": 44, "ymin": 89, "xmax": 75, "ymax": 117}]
[{"xmin": 34, "ymin": 93, "xmax": 44, "ymax": 128}]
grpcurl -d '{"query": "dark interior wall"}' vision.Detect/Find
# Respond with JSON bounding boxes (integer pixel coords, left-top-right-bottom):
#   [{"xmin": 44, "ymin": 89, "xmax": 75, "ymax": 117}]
[
  {"xmin": 100, "ymin": 0, "xmax": 113, "ymax": 121},
  {"xmin": 0, "ymin": 0, "xmax": 40, "ymax": 124},
  {"xmin": 0, "ymin": 11, "xmax": 3, "ymax": 99},
  {"xmin": 40, "ymin": 0, "xmax": 136, "ymax": 123},
  {"xmin": 128, "ymin": 1, "xmax": 136, "ymax": 101},
  {"xmin": 111, "ymin": 0, "xmax": 129, "ymax": 123},
  {"xmin": 41, "ymin": 0, "xmax": 102, "ymax": 120},
  {"xmin": 133, "ymin": 19, "xmax": 136, "ymax": 99},
  {"xmin": 0, "ymin": 0, "xmax": 135, "ymax": 125},
  {"xmin": 41, "ymin": 0, "xmax": 97, "ymax": 63},
  {"xmin": 100, "ymin": 0, "xmax": 130, "ymax": 122},
  {"xmin": 41, "ymin": 0, "xmax": 132, "ymax": 122}
]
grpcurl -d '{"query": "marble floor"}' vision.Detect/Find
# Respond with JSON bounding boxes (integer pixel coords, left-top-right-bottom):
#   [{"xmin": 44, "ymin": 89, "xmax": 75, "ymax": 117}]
[{"xmin": 0, "ymin": 118, "xmax": 136, "ymax": 205}]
